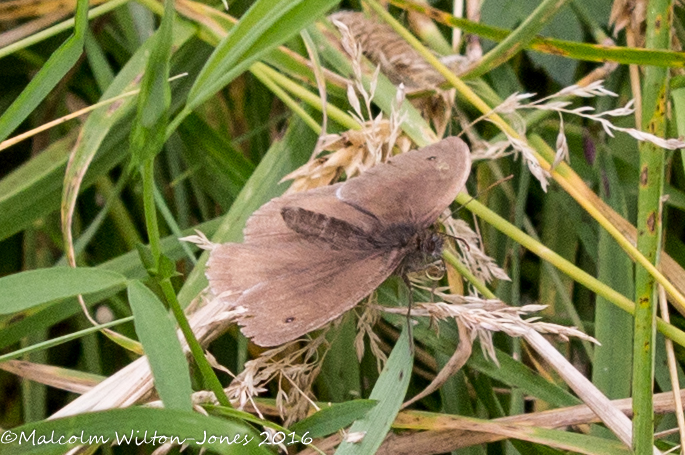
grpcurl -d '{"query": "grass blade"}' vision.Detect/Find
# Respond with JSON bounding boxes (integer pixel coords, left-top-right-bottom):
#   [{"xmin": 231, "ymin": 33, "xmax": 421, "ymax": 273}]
[{"xmin": 0, "ymin": 0, "xmax": 88, "ymax": 143}]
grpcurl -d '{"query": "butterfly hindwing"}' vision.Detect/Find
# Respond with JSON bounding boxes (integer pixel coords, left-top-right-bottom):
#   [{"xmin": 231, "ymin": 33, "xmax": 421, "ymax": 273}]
[{"xmin": 206, "ymin": 240, "xmax": 403, "ymax": 346}]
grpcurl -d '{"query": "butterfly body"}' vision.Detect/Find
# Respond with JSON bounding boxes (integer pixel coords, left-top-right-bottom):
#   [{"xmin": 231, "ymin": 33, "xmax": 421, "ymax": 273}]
[{"xmin": 206, "ymin": 137, "xmax": 471, "ymax": 346}]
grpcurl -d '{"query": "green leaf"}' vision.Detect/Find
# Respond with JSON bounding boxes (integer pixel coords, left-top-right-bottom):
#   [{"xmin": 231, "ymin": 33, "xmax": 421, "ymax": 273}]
[
  {"xmin": 319, "ymin": 314, "xmax": 362, "ymax": 401},
  {"xmin": 135, "ymin": 243, "xmax": 156, "ymax": 274},
  {"xmin": 0, "ymin": 316, "xmax": 134, "ymax": 363},
  {"xmin": 0, "ymin": 126, "xmax": 128, "ymax": 243},
  {"xmin": 510, "ymin": 425, "xmax": 633, "ymax": 454},
  {"xmin": 335, "ymin": 326, "xmax": 413, "ymax": 455},
  {"xmin": 592, "ymin": 151, "xmax": 633, "ymax": 412},
  {"xmin": 186, "ymin": 0, "xmax": 340, "ymax": 110},
  {"xmin": 0, "ymin": 0, "xmax": 88, "ymax": 143},
  {"xmin": 476, "ymin": 0, "xmax": 578, "ymax": 83},
  {"xmin": 128, "ymin": 280, "xmax": 193, "ymax": 412},
  {"xmin": 2, "ymin": 407, "xmax": 269, "ymax": 455},
  {"xmin": 157, "ymin": 254, "xmax": 180, "ymax": 281},
  {"xmin": 469, "ymin": 347, "xmax": 580, "ymax": 408},
  {"xmin": 0, "ymin": 219, "xmax": 221, "ymax": 351},
  {"xmin": 177, "ymin": 113, "xmax": 255, "ymax": 207},
  {"xmin": 129, "ymin": 0, "xmax": 175, "ymax": 168},
  {"xmin": 290, "ymin": 400, "xmax": 377, "ymax": 439},
  {"xmin": 0, "ymin": 268, "xmax": 127, "ymax": 315}
]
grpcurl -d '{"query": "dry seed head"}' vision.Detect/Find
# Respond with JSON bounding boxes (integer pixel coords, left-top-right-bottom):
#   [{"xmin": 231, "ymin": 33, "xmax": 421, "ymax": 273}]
[
  {"xmin": 227, "ymin": 330, "xmax": 329, "ymax": 423},
  {"xmin": 330, "ymin": 11, "xmax": 466, "ymax": 91},
  {"xmin": 281, "ymin": 120, "xmax": 411, "ymax": 193},
  {"xmin": 443, "ymin": 215, "xmax": 510, "ymax": 285},
  {"xmin": 609, "ymin": 0, "xmax": 646, "ymax": 38},
  {"xmin": 355, "ymin": 296, "xmax": 387, "ymax": 372},
  {"xmin": 179, "ymin": 229, "xmax": 216, "ymax": 251},
  {"xmin": 330, "ymin": 11, "xmax": 461, "ymax": 136},
  {"xmin": 553, "ymin": 114, "xmax": 569, "ymax": 169},
  {"xmin": 469, "ymin": 80, "xmax": 684, "ymax": 193},
  {"xmin": 386, "ymin": 295, "xmax": 597, "ymax": 364}
]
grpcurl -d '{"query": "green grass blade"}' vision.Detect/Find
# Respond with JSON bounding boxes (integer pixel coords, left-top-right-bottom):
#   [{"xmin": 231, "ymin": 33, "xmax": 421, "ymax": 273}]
[
  {"xmin": 673, "ymin": 80, "xmax": 685, "ymax": 174},
  {"xmin": 0, "ymin": 220, "xmax": 221, "ymax": 352},
  {"xmin": 0, "ymin": 0, "xmax": 88, "ymax": 143},
  {"xmin": 129, "ymin": 0, "xmax": 174, "ymax": 168},
  {"xmin": 186, "ymin": 0, "xmax": 340, "ymax": 110},
  {"xmin": 390, "ymin": 0, "xmax": 685, "ymax": 69},
  {"xmin": 592, "ymin": 152, "xmax": 633, "ymax": 403},
  {"xmin": 128, "ymin": 280, "xmax": 193, "ymax": 412},
  {"xmin": 632, "ymin": 0, "xmax": 672, "ymax": 451},
  {"xmin": 0, "ymin": 267, "xmax": 126, "ymax": 315},
  {"xmin": 61, "ymin": 21, "xmax": 195, "ymax": 262},
  {"xmin": 177, "ymin": 113, "xmax": 255, "ymax": 207},
  {"xmin": 464, "ymin": 0, "xmax": 571, "ymax": 78},
  {"xmin": 2, "ymin": 407, "xmax": 269, "ymax": 455},
  {"xmin": 0, "ymin": 316, "xmax": 133, "ymax": 363},
  {"xmin": 290, "ymin": 400, "xmax": 377, "ymax": 439},
  {"xmin": 335, "ymin": 325, "xmax": 413, "ymax": 455}
]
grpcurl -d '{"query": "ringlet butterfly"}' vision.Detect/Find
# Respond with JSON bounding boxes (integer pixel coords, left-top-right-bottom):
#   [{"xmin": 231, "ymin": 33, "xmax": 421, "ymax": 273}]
[{"xmin": 206, "ymin": 137, "xmax": 471, "ymax": 346}]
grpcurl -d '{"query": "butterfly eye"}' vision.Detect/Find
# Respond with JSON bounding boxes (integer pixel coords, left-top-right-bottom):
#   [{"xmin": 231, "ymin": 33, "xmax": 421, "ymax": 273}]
[
  {"xmin": 427, "ymin": 156, "xmax": 437, "ymax": 161},
  {"xmin": 285, "ymin": 316, "xmax": 295, "ymax": 323}
]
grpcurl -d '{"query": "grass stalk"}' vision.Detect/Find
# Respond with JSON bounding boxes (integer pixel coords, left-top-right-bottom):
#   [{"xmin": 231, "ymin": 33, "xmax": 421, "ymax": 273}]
[{"xmin": 632, "ymin": 0, "xmax": 673, "ymax": 452}]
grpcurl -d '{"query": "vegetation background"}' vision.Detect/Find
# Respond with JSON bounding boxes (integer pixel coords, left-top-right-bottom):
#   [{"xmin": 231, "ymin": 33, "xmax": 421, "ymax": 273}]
[{"xmin": 1, "ymin": 0, "xmax": 685, "ymax": 454}]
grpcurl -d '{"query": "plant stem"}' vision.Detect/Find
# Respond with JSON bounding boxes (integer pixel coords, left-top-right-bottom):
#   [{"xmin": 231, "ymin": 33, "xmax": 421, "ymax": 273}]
[
  {"xmin": 142, "ymin": 161, "xmax": 162, "ymax": 262},
  {"xmin": 159, "ymin": 279, "xmax": 231, "ymax": 407},
  {"xmin": 453, "ymin": 193, "xmax": 685, "ymax": 349},
  {"xmin": 141, "ymin": 159, "xmax": 231, "ymax": 407},
  {"xmin": 632, "ymin": 0, "xmax": 673, "ymax": 452}
]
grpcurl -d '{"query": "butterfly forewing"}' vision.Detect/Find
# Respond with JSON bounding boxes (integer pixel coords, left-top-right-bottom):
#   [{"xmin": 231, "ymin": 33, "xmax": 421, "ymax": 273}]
[
  {"xmin": 338, "ymin": 137, "xmax": 471, "ymax": 228},
  {"xmin": 242, "ymin": 184, "xmax": 380, "ymax": 245}
]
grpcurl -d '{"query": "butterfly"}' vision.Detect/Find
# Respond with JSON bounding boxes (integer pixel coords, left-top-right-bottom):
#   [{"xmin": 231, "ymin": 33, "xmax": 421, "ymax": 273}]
[{"xmin": 206, "ymin": 137, "xmax": 471, "ymax": 346}]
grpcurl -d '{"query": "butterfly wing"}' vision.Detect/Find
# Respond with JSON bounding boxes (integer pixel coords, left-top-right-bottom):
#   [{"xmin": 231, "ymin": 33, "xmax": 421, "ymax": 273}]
[
  {"xmin": 242, "ymin": 183, "xmax": 381, "ymax": 245},
  {"xmin": 338, "ymin": 137, "xmax": 471, "ymax": 228},
  {"xmin": 205, "ymin": 137, "xmax": 471, "ymax": 346},
  {"xmin": 206, "ymin": 240, "xmax": 402, "ymax": 346},
  {"xmin": 242, "ymin": 137, "xmax": 470, "ymax": 244}
]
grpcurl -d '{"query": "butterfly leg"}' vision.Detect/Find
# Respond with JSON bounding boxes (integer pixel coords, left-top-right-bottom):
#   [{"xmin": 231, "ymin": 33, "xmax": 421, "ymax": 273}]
[{"xmin": 401, "ymin": 273, "xmax": 415, "ymax": 352}]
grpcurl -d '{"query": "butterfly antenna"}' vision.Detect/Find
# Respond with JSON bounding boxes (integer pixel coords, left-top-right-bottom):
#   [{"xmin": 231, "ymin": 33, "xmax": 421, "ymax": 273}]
[
  {"xmin": 437, "ymin": 176, "xmax": 512, "ymax": 253},
  {"xmin": 437, "ymin": 232, "xmax": 471, "ymax": 251},
  {"xmin": 441, "ymin": 175, "xmax": 514, "ymax": 221}
]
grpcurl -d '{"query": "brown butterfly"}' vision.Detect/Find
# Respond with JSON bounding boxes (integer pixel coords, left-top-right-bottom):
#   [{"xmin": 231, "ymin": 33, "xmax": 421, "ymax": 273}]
[{"xmin": 206, "ymin": 137, "xmax": 471, "ymax": 346}]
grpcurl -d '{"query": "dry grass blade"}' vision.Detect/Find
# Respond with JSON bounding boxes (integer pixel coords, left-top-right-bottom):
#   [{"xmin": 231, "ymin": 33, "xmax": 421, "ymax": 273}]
[
  {"xmin": 0, "ymin": 0, "xmax": 106, "ymax": 20},
  {"xmin": 402, "ymin": 319, "xmax": 472, "ymax": 408},
  {"xmin": 524, "ymin": 331, "xmax": 636, "ymax": 449},
  {"xmin": 49, "ymin": 298, "xmax": 236, "ymax": 417},
  {"xmin": 298, "ymin": 388, "xmax": 685, "ymax": 454},
  {"xmin": 0, "ymin": 360, "xmax": 102, "ymax": 395},
  {"xmin": 0, "ymin": 10, "xmax": 70, "ymax": 47}
]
